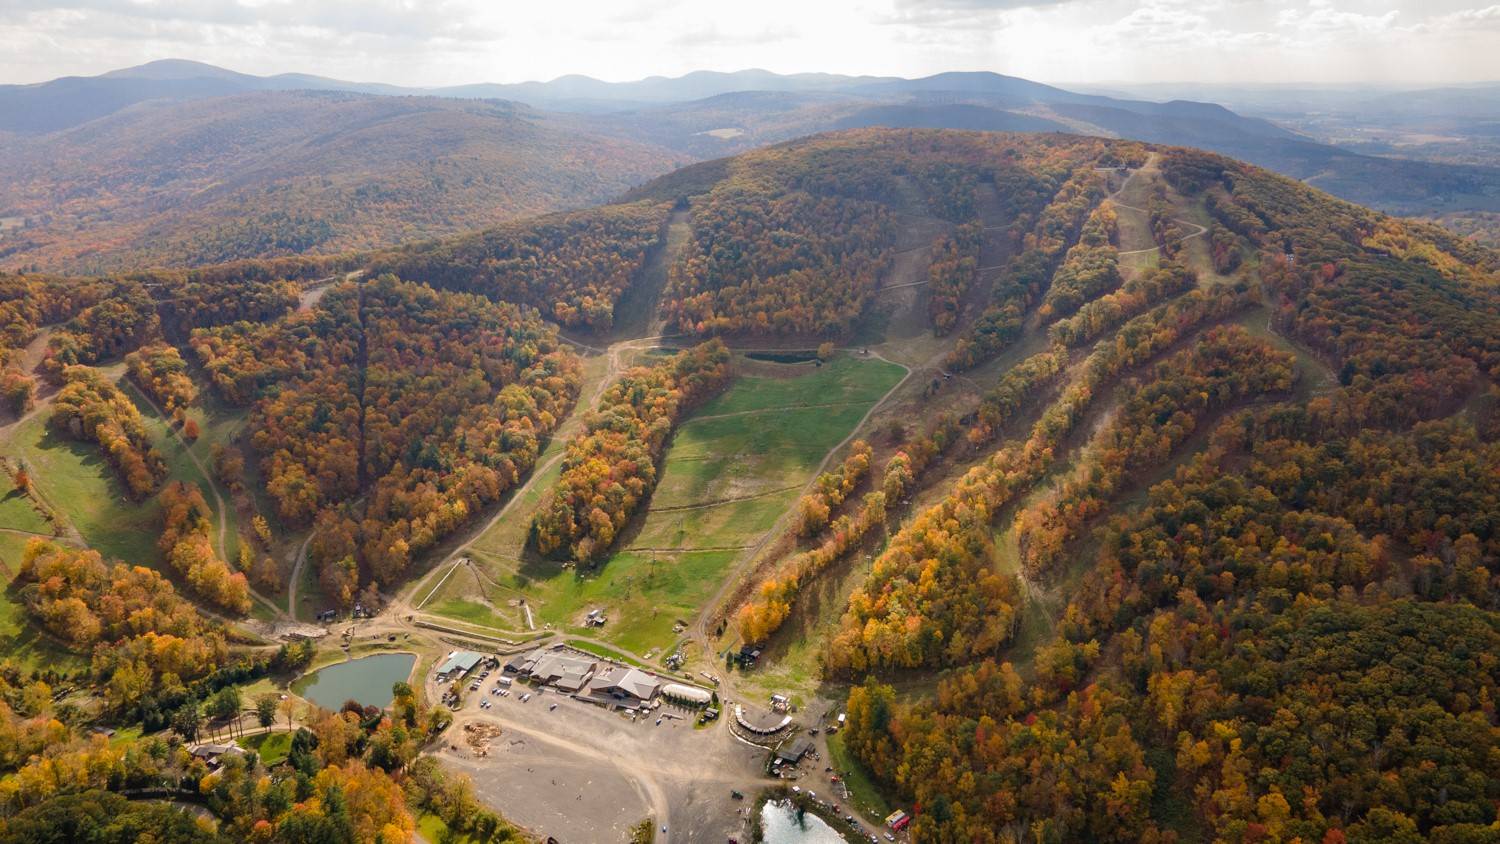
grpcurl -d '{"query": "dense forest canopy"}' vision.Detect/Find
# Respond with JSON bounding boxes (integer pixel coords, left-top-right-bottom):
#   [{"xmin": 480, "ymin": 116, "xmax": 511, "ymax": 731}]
[
  {"xmin": 834, "ymin": 139, "xmax": 1500, "ymax": 843},
  {"xmin": 367, "ymin": 203, "xmax": 670, "ymax": 332},
  {"xmin": 193, "ymin": 275, "xmax": 581, "ymax": 602}
]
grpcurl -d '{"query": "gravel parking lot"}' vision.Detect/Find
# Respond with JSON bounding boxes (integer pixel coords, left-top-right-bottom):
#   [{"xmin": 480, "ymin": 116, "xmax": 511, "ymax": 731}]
[{"xmin": 434, "ymin": 679, "xmax": 770, "ymax": 842}]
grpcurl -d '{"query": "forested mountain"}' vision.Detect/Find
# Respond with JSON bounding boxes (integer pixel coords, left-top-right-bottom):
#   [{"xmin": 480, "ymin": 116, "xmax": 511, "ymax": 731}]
[
  {"xmin": 586, "ymin": 87, "xmax": 1500, "ymax": 217},
  {"xmin": 3, "ymin": 62, "xmax": 1496, "ymax": 276},
  {"xmin": 0, "ymin": 126, "xmax": 1498, "ymax": 842},
  {"xmin": 0, "ymin": 90, "xmax": 683, "ymax": 273}
]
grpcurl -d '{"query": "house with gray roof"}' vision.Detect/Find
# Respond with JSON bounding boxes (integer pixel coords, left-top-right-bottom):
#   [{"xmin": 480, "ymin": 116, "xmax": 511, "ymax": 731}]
[{"xmin": 589, "ymin": 665, "xmax": 661, "ymax": 706}]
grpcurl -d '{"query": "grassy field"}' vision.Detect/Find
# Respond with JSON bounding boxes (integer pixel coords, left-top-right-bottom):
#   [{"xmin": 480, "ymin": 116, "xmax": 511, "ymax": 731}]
[
  {"xmin": 566, "ymin": 637, "xmax": 656, "ymax": 668},
  {"xmin": 0, "ymin": 473, "xmax": 51, "ymax": 537},
  {"xmin": 5, "ymin": 371, "xmax": 244, "ymax": 570},
  {"xmin": 0, "ymin": 532, "xmax": 35, "ymax": 578},
  {"xmin": 0, "ymin": 531, "xmax": 89, "ymax": 673},
  {"xmin": 7, "ymin": 409, "xmax": 162, "ymax": 565},
  {"xmin": 240, "ymin": 730, "xmax": 292, "ymax": 765},
  {"xmin": 428, "ymin": 595, "xmax": 526, "ymax": 631},
  {"xmin": 417, "ymin": 812, "xmax": 486, "ymax": 844},
  {"xmin": 122, "ymin": 380, "xmax": 243, "ymax": 562},
  {"xmin": 435, "ymin": 353, "xmax": 905, "ymax": 657}
]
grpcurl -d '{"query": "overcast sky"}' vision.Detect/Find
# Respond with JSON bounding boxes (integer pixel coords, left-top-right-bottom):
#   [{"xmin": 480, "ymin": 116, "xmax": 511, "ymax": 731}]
[{"xmin": 2, "ymin": 0, "xmax": 1497, "ymax": 87}]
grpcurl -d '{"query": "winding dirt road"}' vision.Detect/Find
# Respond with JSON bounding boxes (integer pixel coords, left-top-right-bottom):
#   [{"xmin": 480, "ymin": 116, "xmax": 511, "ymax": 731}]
[{"xmin": 1106, "ymin": 153, "xmax": 1210, "ymax": 257}]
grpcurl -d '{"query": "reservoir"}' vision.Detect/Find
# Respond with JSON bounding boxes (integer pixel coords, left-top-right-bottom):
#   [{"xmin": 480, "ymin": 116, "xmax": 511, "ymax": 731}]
[{"xmin": 294, "ymin": 652, "xmax": 416, "ymax": 710}]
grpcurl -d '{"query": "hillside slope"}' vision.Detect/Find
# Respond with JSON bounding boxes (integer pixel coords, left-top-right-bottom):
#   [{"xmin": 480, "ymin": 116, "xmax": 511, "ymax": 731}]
[
  {"xmin": 0, "ymin": 90, "xmax": 684, "ymax": 272},
  {"xmin": 5, "ymin": 62, "xmax": 1497, "ymax": 277},
  {"xmin": 0, "ymin": 129, "xmax": 1498, "ymax": 842}
]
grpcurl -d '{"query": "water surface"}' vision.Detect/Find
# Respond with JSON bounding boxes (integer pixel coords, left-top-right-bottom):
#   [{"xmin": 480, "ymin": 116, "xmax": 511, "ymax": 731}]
[
  {"xmin": 294, "ymin": 652, "xmax": 416, "ymax": 710},
  {"xmin": 759, "ymin": 799, "xmax": 849, "ymax": 844}
]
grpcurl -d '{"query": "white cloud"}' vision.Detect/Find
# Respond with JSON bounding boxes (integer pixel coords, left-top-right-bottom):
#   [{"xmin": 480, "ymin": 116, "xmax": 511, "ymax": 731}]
[
  {"xmin": 1420, "ymin": 4, "xmax": 1500, "ymax": 30},
  {"xmin": 1275, "ymin": 5, "xmax": 1399, "ymax": 36},
  {"xmin": 0, "ymin": 0, "xmax": 1497, "ymax": 86}
]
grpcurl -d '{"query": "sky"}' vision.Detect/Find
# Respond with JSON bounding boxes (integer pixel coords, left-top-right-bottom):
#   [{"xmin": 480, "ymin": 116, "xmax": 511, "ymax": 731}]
[{"xmin": 2, "ymin": 0, "xmax": 1498, "ymax": 87}]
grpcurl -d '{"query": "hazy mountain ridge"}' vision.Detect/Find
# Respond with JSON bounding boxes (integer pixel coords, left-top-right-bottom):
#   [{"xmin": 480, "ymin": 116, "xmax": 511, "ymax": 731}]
[
  {"xmin": 2, "ymin": 60, "xmax": 1498, "ymax": 272},
  {"xmin": 0, "ymin": 90, "xmax": 685, "ymax": 272}
]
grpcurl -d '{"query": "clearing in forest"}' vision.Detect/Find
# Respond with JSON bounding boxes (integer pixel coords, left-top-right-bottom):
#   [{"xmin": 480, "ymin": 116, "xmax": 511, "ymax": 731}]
[
  {"xmin": 1, "ymin": 368, "xmax": 254, "ymax": 609},
  {"xmin": 431, "ymin": 353, "xmax": 905, "ymax": 655}
]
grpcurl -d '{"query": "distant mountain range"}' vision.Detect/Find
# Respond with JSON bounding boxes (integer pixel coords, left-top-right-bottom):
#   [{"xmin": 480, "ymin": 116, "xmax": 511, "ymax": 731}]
[
  {"xmin": 2, "ymin": 60, "xmax": 1498, "ymax": 271},
  {"xmin": 0, "ymin": 87, "xmax": 684, "ymax": 272}
]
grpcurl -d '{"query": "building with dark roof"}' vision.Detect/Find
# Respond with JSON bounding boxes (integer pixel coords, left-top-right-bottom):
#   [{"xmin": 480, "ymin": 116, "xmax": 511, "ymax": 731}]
[{"xmin": 774, "ymin": 736, "xmax": 812, "ymax": 765}]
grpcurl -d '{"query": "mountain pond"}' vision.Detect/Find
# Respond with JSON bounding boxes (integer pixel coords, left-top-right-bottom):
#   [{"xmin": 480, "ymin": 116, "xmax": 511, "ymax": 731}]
[
  {"xmin": 293, "ymin": 652, "xmax": 416, "ymax": 710},
  {"xmin": 758, "ymin": 798, "xmax": 851, "ymax": 844}
]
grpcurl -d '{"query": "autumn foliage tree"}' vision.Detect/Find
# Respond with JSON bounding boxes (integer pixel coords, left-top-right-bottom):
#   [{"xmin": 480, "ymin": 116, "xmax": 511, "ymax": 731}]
[
  {"xmin": 833, "ymin": 140, "xmax": 1500, "ymax": 844},
  {"xmin": 368, "ymin": 202, "xmax": 670, "ymax": 331},
  {"xmin": 215, "ymin": 276, "xmax": 584, "ymax": 597},
  {"xmin": 48, "ymin": 365, "xmax": 166, "ymax": 499},
  {"xmin": 15, "ymin": 539, "xmax": 228, "ymax": 711},
  {"xmin": 531, "ymin": 340, "xmax": 731, "ymax": 562},
  {"xmin": 926, "ymin": 223, "xmax": 981, "ymax": 335},
  {"xmin": 125, "ymin": 342, "xmax": 198, "ymax": 411},
  {"xmin": 157, "ymin": 482, "xmax": 251, "ymax": 615}
]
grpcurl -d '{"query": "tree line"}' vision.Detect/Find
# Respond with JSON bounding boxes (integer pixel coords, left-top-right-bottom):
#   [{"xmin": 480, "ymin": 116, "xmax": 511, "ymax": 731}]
[{"xmin": 531, "ymin": 340, "xmax": 731, "ymax": 562}]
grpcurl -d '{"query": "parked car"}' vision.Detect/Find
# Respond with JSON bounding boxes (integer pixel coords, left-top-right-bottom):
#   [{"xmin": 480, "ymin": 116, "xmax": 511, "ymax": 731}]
[{"xmin": 521, "ymin": 693, "xmax": 531, "ymax": 702}]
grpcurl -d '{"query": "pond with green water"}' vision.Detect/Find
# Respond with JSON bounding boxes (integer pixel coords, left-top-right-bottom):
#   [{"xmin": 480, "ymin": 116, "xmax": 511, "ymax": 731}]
[{"xmin": 294, "ymin": 652, "xmax": 416, "ymax": 710}]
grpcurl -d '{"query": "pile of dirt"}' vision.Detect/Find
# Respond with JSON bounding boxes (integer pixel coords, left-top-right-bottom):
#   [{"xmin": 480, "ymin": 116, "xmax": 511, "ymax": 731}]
[{"xmin": 463, "ymin": 722, "xmax": 504, "ymax": 756}]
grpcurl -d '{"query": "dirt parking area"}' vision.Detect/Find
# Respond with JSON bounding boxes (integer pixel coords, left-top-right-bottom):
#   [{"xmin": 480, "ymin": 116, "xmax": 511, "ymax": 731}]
[{"xmin": 434, "ymin": 682, "xmax": 771, "ymax": 843}]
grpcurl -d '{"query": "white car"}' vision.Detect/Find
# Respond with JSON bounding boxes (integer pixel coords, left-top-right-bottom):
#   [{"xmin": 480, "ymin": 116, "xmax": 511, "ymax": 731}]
[{"xmin": 521, "ymin": 693, "xmax": 531, "ymax": 702}]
